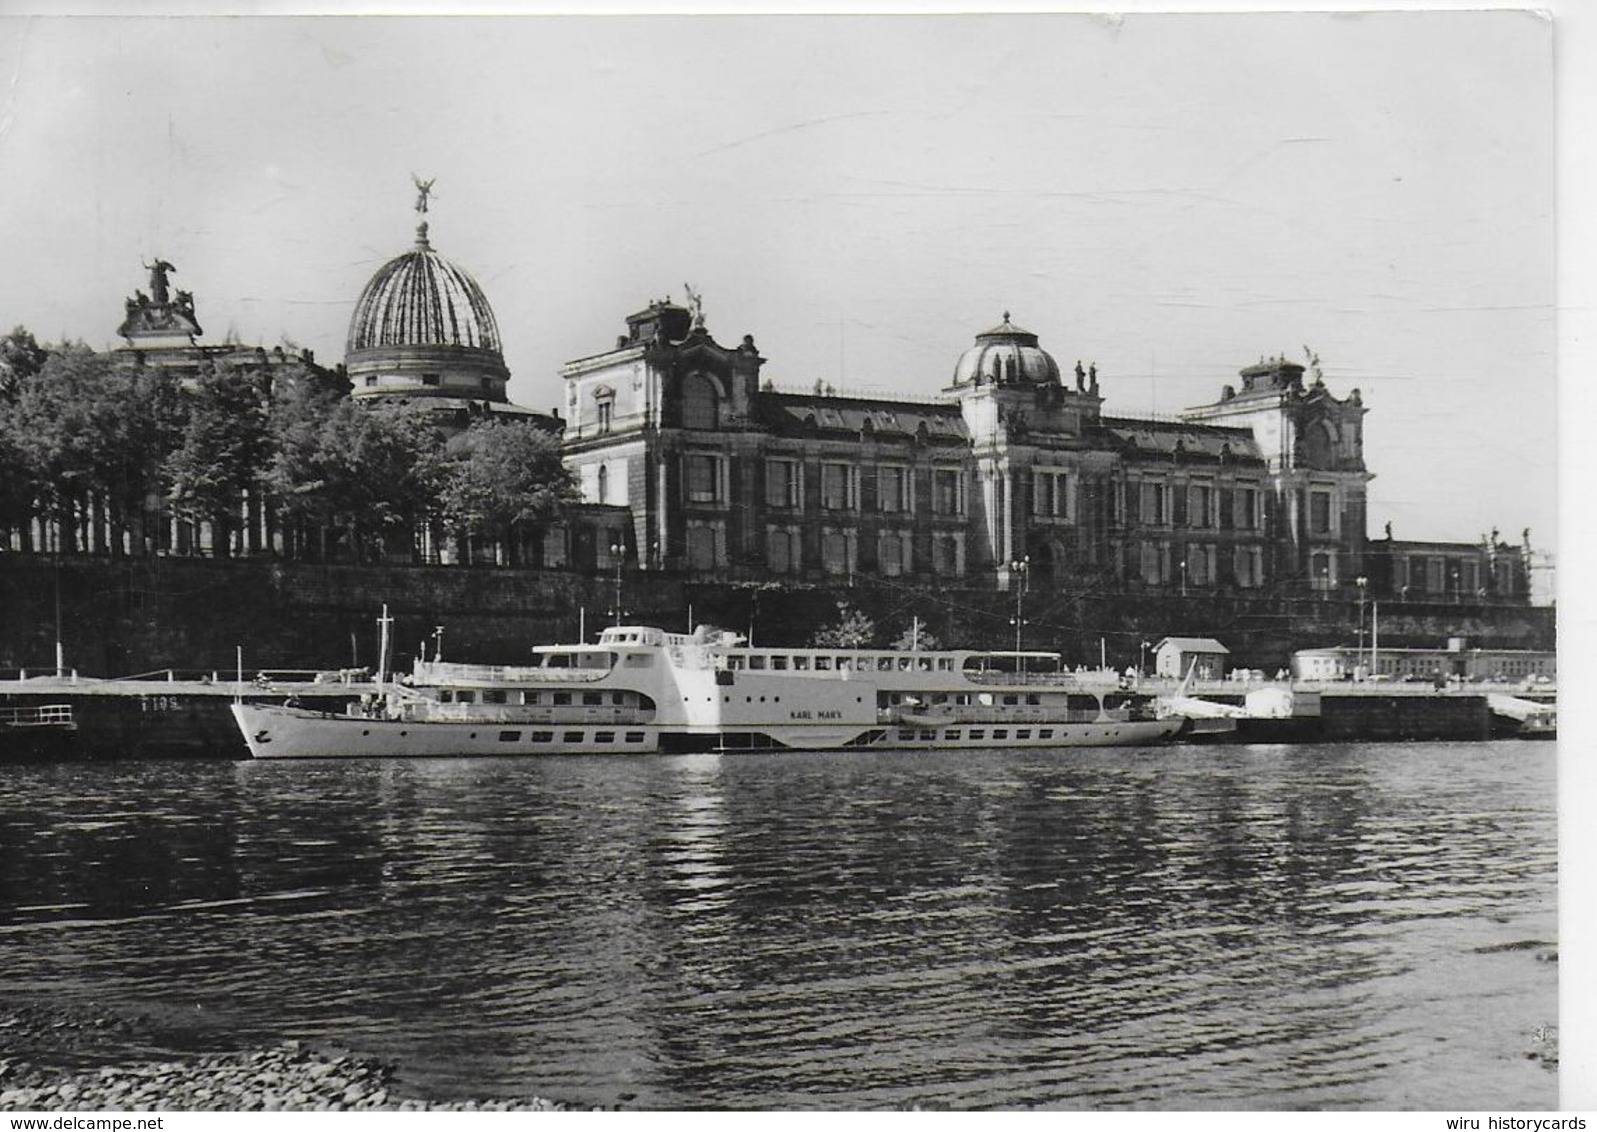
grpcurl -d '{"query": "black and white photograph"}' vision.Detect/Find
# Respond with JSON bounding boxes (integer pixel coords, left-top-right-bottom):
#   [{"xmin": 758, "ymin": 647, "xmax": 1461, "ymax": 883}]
[{"xmin": 0, "ymin": 1, "xmax": 1583, "ymax": 1117}]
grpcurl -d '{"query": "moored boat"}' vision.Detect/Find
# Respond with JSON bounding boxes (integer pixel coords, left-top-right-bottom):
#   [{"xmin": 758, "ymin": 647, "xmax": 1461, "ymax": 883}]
[{"xmin": 232, "ymin": 624, "xmax": 1197, "ymax": 758}]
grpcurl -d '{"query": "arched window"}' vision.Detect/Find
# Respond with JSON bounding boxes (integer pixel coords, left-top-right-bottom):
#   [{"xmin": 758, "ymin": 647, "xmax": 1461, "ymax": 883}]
[
  {"xmin": 681, "ymin": 374, "xmax": 718, "ymax": 430},
  {"xmin": 1302, "ymin": 421, "xmax": 1336, "ymax": 467},
  {"xmin": 597, "ymin": 465, "xmax": 609, "ymax": 505}
]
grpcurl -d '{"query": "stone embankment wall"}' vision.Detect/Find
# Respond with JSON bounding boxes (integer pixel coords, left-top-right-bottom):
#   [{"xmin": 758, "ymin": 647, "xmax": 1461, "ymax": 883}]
[{"xmin": 0, "ymin": 558, "xmax": 1556, "ymax": 677}]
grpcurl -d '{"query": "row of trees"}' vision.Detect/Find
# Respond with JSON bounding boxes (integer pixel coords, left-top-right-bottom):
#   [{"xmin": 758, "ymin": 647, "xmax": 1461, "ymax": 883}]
[{"xmin": 0, "ymin": 328, "xmax": 577, "ymax": 563}]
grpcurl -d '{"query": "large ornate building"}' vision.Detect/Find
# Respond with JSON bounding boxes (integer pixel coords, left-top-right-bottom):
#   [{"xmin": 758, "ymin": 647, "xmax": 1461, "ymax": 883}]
[
  {"xmin": 559, "ymin": 296, "xmax": 1531, "ymax": 603},
  {"xmin": 10, "ymin": 179, "xmax": 1530, "ymax": 606}
]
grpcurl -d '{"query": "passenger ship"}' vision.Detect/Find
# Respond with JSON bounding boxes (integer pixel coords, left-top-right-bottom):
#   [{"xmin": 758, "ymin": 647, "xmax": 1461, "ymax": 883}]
[{"xmin": 231, "ymin": 624, "xmax": 1199, "ymax": 759}]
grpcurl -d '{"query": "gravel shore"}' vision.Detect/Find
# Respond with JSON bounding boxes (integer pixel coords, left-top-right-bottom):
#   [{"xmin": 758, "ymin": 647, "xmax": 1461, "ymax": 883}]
[{"xmin": 0, "ymin": 1003, "xmax": 567, "ymax": 1112}]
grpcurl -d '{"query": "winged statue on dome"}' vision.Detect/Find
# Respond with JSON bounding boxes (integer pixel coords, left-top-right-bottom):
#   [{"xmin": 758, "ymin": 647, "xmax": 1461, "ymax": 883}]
[{"xmin": 412, "ymin": 174, "xmax": 436, "ymax": 214}]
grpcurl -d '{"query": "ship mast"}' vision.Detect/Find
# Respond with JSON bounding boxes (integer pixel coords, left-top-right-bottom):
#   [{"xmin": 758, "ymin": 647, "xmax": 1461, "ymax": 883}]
[{"xmin": 376, "ymin": 605, "xmax": 393, "ymax": 686}]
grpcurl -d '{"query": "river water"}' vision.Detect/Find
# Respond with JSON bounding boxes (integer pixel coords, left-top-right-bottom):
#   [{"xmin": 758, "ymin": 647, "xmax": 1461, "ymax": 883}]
[{"xmin": 0, "ymin": 741, "xmax": 1557, "ymax": 1110}]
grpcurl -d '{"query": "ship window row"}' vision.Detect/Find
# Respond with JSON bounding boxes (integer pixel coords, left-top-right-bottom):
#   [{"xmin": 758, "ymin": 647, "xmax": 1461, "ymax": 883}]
[
  {"xmin": 382, "ymin": 729, "xmax": 650, "ymax": 746},
  {"xmin": 439, "ymin": 689, "xmax": 629, "ymax": 706},
  {"xmin": 727, "ymin": 653, "xmax": 960, "ymax": 673},
  {"xmin": 891, "ymin": 727, "xmax": 1060, "ymax": 742}
]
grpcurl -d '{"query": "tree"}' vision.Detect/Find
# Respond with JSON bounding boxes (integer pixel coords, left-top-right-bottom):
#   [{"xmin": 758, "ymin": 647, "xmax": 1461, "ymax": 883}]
[
  {"xmin": 437, "ymin": 419, "xmax": 577, "ymax": 565},
  {"xmin": 4, "ymin": 343, "xmax": 177, "ymax": 554},
  {"xmin": 165, "ymin": 360, "xmax": 273, "ymax": 556},
  {"xmin": 0, "ymin": 326, "xmax": 47, "ymax": 400},
  {"xmin": 265, "ymin": 391, "xmax": 444, "ymax": 562},
  {"xmin": 889, "ymin": 622, "xmax": 943, "ymax": 651},
  {"xmin": 810, "ymin": 601, "xmax": 877, "ymax": 649}
]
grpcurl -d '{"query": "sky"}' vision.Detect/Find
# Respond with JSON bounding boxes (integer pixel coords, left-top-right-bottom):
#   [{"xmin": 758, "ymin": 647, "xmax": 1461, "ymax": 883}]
[{"xmin": 0, "ymin": 9, "xmax": 1557, "ymax": 557}]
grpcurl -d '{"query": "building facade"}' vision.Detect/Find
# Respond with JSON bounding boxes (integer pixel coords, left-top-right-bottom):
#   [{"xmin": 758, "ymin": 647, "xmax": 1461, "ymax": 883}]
[
  {"xmin": 559, "ymin": 298, "xmax": 1486, "ymax": 602},
  {"xmin": 4, "ymin": 184, "xmax": 1538, "ymax": 610}
]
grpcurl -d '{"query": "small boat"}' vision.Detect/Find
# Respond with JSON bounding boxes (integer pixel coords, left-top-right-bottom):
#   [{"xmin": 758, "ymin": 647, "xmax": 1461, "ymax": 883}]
[
  {"xmin": 1486, "ymin": 693, "xmax": 1557, "ymax": 740},
  {"xmin": 231, "ymin": 624, "xmax": 1196, "ymax": 758}
]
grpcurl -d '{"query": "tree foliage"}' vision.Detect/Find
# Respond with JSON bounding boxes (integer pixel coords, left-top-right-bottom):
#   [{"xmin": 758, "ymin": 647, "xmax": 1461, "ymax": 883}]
[
  {"xmin": 437, "ymin": 419, "xmax": 577, "ymax": 563},
  {"xmin": 0, "ymin": 326, "xmax": 47, "ymax": 399},
  {"xmin": 889, "ymin": 622, "xmax": 943, "ymax": 651},
  {"xmin": 165, "ymin": 360, "xmax": 273, "ymax": 543},
  {"xmin": 810, "ymin": 601, "xmax": 877, "ymax": 649},
  {"xmin": 3, "ymin": 344, "xmax": 180, "ymax": 551},
  {"xmin": 1, "ymin": 331, "xmax": 583, "ymax": 563}
]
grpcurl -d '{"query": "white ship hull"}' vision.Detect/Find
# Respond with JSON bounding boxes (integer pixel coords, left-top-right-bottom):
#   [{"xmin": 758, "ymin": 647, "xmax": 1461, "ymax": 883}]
[
  {"xmin": 232, "ymin": 624, "xmax": 1205, "ymax": 759},
  {"xmin": 233, "ymin": 702, "xmax": 1189, "ymax": 759}
]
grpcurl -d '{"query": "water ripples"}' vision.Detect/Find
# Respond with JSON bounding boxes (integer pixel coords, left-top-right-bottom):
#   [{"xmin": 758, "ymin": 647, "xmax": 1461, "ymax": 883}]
[{"xmin": 0, "ymin": 742, "xmax": 1556, "ymax": 1109}]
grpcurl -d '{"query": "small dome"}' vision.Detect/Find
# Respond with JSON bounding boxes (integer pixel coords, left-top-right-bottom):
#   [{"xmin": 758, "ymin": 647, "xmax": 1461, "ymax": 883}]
[
  {"xmin": 347, "ymin": 229, "xmax": 503, "ymax": 355},
  {"xmin": 952, "ymin": 312, "xmax": 1061, "ymax": 387}
]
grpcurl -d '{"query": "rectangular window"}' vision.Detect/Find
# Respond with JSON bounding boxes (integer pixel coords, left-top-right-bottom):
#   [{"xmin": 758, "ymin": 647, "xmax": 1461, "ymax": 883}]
[
  {"xmin": 935, "ymin": 535, "xmax": 961, "ymax": 577},
  {"xmin": 1234, "ymin": 545, "xmax": 1263, "ymax": 588},
  {"xmin": 934, "ymin": 469, "xmax": 963, "ymax": 515},
  {"xmin": 821, "ymin": 463, "xmax": 857, "ymax": 511},
  {"xmin": 822, "ymin": 530, "xmax": 853, "ymax": 575},
  {"xmin": 879, "ymin": 466, "xmax": 909, "ymax": 512},
  {"xmin": 766, "ymin": 459, "xmax": 801, "ymax": 508},
  {"xmin": 1310, "ymin": 489, "xmax": 1333, "ymax": 535},
  {"xmin": 1235, "ymin": 486, "xmax": 1259, "ymax": 531},
  {"xmin": 531, "ymin": 730, "xmax": 554, "ymax": 743},
  {"xmin": 1142, "ymin": 482, "xmax": 1167, "ymax": 526},
  {"xmin": 596, "ymin": 400, "xmax": 613, "ymax": 433},
  {"xmin": 1140, "ymin": 541, "xmax": 1164, "ymax": 586},
  {"xmin": 767, "ymin": 527, "xmax": 800, "ymax": 574},
  {"xmin": 1312, "ymin": 551, "xmax": 1336, "ymax": 589},
  {"xmin": 1190, "ymin": 484, "xmax": 1213, "ymax": 528},
  {"xmin": 498, "ymin": 730, "xmax": 521, "ymax": 742},
  {"xmin": 686, "ymin": 454, "xmax": 722, "ymax": 503},
  {"xmin": 1034, "ymin": 470, "xmax": 1069, "ymax": 519},
  {"xmin": 625, "ymin": 732, "xmax": 646, "ymax": 743}
]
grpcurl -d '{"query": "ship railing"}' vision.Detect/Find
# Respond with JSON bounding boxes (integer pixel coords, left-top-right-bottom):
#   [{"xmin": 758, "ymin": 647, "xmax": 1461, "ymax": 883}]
[
  {"xmin": 0, "ymin": 704, "xmax": 75, "ymax": 727},
  {"xmin": 412, "ymin": 661, "xmax": 610, "ymax": 684},
  {"xmin": 395, "ymin": 702, "xmax": 648, "ymax": 725},
  {"xmin": 962, "ymin": 670, "xmax": 1120, "ymax": 688}
]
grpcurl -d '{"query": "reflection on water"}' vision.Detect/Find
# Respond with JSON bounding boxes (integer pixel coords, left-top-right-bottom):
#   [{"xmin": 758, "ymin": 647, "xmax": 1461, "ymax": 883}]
[{"xmin": 0, "ymin": 743, "xmax": 1556, "ymax": 1109}]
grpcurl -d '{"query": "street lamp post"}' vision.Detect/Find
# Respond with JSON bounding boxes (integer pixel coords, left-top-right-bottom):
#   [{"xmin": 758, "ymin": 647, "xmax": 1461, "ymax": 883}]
[
  {"xmin": 1356, "ymin": 575, "xmax": 1368, "ymax": 679},
  {"xmin": 1140, "ymin": 639, "xmax": 1150, "ymax": 681},
  {"xmin": 609, "ymin": 543, "xmax": 626, "ymax": 625},
  {"xmin": 1179, "ymin": 559, "xmax": 1188, "ymax": 598},
  {"xmin": 1009, "ymin": 556, "xmax": 1030, "ymax": 656}
]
